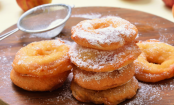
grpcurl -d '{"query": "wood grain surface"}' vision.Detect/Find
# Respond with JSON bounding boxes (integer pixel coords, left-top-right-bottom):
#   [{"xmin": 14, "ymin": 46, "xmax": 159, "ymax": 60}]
[{"xmin": 1, "ymin": 7, "xmax": 174, "ymax": 105}]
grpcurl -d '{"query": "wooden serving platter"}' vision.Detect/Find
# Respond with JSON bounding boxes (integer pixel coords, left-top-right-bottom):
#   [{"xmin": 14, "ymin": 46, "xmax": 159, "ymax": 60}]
[{"xmin": 1, "ymin": 7, "xmax": 174, "ymax": 105}]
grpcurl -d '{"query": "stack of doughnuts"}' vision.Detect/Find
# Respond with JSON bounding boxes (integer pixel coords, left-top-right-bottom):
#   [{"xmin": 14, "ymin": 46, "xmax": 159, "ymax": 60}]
[
  {"xmin": 11, "ymin": 39, "xmax": 72, "ymax": 91},
  {"xmin": 69, "ymin": 17, "xmax": 141, "ymax": 105}
]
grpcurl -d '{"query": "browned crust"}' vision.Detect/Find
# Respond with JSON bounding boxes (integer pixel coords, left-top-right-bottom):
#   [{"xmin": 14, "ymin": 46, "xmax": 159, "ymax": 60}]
[
  {"xmin": 10, "ymin": 69, "xmax": 71, "ymax": 91},
  {"xmin": 71, "ymin": 77, "xmax": 139, "ymax": 105},
  {"xmin": 73, "ymin": 63, "xmax": 135, "ymax": 90}
]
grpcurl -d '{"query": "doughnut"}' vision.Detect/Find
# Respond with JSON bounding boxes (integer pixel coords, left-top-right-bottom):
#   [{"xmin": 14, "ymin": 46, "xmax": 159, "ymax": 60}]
[
  {"xmin": 11, "ymin": 39, "xmax": 72, "ymax": 91},
  {"xmin": 69, "ymin": 41, "xmax": 141, "ymax": 72},
  {"xmin": 71, "ymin": 16, "xmax": 138, "ymax": 50},
  {"xmin": 73, "ymin": 62, "xmax": 135, "ymax": 90},
  {"xmin": 134, "ymin": 40, "xmax": 174, "ymax": 82},
  {"xmin": 10, "ymin": 69, "xmax": 70, "ymax": 91},
  {"xmin": 12, "ymin": 39, "xmax": 72, "ymax": 76},
  {"xmin": 71, "ymin": 77, "xmax": 139, "ymax": 105}
]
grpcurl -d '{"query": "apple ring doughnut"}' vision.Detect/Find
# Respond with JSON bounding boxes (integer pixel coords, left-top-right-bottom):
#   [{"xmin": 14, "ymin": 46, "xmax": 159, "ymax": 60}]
[
  {"xmin": 69, "ymin": 41, "xmax": 141, "ymax": 72},
  {"xmin": 71, "ymin": 77, "xmax": 139, "ymax": 105},
  {"xmin": 11, "ymin": 39, "xmax": 72, "ymax": 91},
  {"xmin": 73, "ymin": 62, "xmax": 135, "ymax": 90},
  {"xmin": 71, "ymin": 17, "xmax": 138, "ymax": 50},
  {"xmin": 134, "ymin": 40, "xmax": 174, "ymax": 82},
  {"xmin": 12, "ymin": 39, "xmax": 72, "ymax": 76},
  {"xmin": 10, "ymin": 69, "xmax": 70, "ymax": 91}
]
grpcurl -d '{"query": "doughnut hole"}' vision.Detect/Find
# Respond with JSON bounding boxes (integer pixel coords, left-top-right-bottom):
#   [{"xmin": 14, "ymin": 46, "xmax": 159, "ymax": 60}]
[
  {"xmin": 36, "ymin": 49, "xmax": 52, "ymax": 56},
  {"xmin": 34, "ymin": 45, "xmax": 67, "ymax": 56},
  {"xmin": 139, "ymin": 43, "xmax": 174, "ymax": 65},
  {"xmin": 92, "ymin": 22, "xmax": 111, "ymax": 29},
  {"xmin": 145, "ymin": 53, "xmax": 165, "ymax": 65},
  {"xmin": 92, "ymin": 19, "xmax": 118, "ymax": 29}
]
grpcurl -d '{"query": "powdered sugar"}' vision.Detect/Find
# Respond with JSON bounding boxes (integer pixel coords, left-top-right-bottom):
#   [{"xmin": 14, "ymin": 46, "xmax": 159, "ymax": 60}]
[
  {"xmin": 71, "ymin": 13, "xmax": 101, "ymax": 19},
  {"xmin": 13, "ymin": 40, "xmax": 70, "ymax": 75},
  {"xmin": 53, "ymin": 40, "xmax": 64, "ymax": 46},
  {"xmin": 72, "ymin": 17, "xmax": 137, "ymax": 46},
  {"xmin": 0, "ymin": 48, "xmax": 13, "ymax": 89},
  {"xmin": 125, "ymin": 80, "xmax": 174, "ymax": 105},
  {"xmin": 69, "ymin": 42, "xmax": 140, "ymax": 71},
  {"xmin": 74, "ymin": 65, "xmax": 127, "ymax": 83}
]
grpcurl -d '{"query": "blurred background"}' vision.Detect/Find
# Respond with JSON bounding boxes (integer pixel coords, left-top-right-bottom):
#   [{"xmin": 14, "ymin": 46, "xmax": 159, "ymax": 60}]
[{"xmin": 0, "ymin": 0, "xmax": 173, "ymax": 33}]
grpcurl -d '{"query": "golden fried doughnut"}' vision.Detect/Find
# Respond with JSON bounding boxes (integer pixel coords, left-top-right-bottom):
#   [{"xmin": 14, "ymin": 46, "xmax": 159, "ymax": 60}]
[
  {"xmin": 12, "ymin": 39, "xmax": 72, "ymax": 76},
  {"xmin": 134, "ymin": 40, "xmax": 174, "ymax": 82},
  {"xmin": 69, "ymin": 41, "xmax": 141, "ymax": 72},
  {"xmin": 10, "ymin": 69, "xmax": 70, "ymax": 91},
  {"xmin": 71, "ymin": 17, "xmax": 138, "ymax": 50},
  {"xmin": 73, "ymin": 62, "xmax": 135, "ymax": 90},
  {"xmin": 11, "ymin": 39, "xmax": 72, "ymax": 91},
  {"xmin": 71, "ymin": 77, "xmax": 139, "ymax": 105}
]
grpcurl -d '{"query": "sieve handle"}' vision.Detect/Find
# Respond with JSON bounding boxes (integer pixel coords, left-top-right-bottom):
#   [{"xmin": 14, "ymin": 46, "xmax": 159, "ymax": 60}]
[{"xmin": 0, "ymin": 28, "xmax": 19, "ymax": 41}]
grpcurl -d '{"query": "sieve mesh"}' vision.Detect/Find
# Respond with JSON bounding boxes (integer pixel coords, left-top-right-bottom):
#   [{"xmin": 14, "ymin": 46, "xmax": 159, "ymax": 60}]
[
  {"xmin": 19, "ymin": 5, "xmax": 69, "ymax": 31},
  {"xmin": 0, "ymin": 4, "xmax": 72, "ymax": 40}
]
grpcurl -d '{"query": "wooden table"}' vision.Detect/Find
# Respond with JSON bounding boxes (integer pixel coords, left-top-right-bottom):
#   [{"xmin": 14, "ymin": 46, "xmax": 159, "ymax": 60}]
[{"xmin": 1, "ymin": 7, "xmax": 174, "ymax": 105}]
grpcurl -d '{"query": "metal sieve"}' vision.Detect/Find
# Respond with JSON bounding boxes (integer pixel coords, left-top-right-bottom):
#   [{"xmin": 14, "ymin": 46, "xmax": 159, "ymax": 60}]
[{"xmin": 0, "ymin": 3, "xmax": 72, "ymax": 40}]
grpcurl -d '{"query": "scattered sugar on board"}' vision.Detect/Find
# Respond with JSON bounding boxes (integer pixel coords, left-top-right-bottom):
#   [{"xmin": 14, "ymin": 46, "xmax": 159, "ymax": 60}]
[
  {"xmin": 158, "ymin": 28, "xmax": 174, "ymax": 43},
  {"xmin": 125, "ymin": 80, "xmax": 174, "ymax": 105},
  {"xmin": 14, "ymin": 32, "xmax": 39, "ymax": 40},
  {"xmin": 28, "ymin": 72, "xmax": 79, "ymax": 105},
  {"xmin": 0, "ymin": 48, "xmax": 13, "ymax": 89},
  {"xmin": 56, "ymin": 38, "xmax": 75, "ymax": 46},
  {"xmin": 71, "ymin": 13, "xmax": 101, "ymax": 19}
]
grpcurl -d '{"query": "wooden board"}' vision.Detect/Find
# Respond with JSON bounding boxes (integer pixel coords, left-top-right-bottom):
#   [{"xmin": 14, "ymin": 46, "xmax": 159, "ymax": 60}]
[{"xmin": 1, "ymin": 7, "xmax": 174, "ymax": 105}]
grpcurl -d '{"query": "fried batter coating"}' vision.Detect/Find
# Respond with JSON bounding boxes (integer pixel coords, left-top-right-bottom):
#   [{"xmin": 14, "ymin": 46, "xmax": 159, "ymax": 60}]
[
  {"xmin": 12, "ymin": 39, "xmax": 72, "ymax": 76},
  {"xmin": 11, "ymin": 39, "xmax": 72, "ymax": 91},
  {"xmin": 134, "ymin": 40, "xmax": 174, "ymax": 82},
  {"xmin": 69, "ymin": 41, "xmax": 141, "ymax": 72},
  {"xmin": 71, "ymin": 77, "xmax": 139, "ymax": 105},
  {"xmin": 73, "ymin": 63, "xmax": 135, "ymax": 90},
  {"xmin": 10, "ymin": 69, "xmax": 70, "ymax": 91},
  {"xmin": 71, "ymin": 17, "xmax": 138, "ymax": 50}
]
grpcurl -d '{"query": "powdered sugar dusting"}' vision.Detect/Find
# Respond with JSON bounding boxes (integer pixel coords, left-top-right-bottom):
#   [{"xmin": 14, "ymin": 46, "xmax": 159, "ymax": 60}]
[
  {"xmin": 74, "ymin": 65, "xmax": 127, "ymax": 83},
  {"xmin": 72, "ymin": 17, "xmax": 137, "ymax": 46},
  {"xmin": 0, "ymin": 48, "xmax": 13, "ymax": 89},
  {"xmin": 71, "ymin": 13, "xmax": 101, "ymax": 19},
  {"xmin": 13, "ymin": 40, "xmax": 70, "ymax": 75},
  {"xmin": 1, "ymin": 43, "xmax": 174, "ymax": 105},
  {"xmin": 125, "ymin": 80, "xmax": 174, "ymax": 105},
  {"xmin": 94, "ymin": 24, "xmax": 124, "ymax": 45},
  {"xmin": 53, "ymin": 40, "xmax": 64, "ymax": 46},
  {"xmin": 69, "ymin": 42, "xmax": 140, "ymax": 71},
  {"xmin": 1, "ymin": 7, "xmax": 174, "ymax": 105}
]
